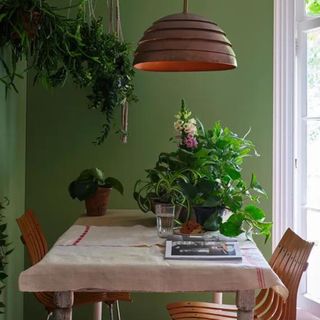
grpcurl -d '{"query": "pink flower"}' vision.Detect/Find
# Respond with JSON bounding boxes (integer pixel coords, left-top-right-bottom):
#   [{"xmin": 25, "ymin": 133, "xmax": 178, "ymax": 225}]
[{"xmin": 184, "ymin": 135, "xmax": 198, "ymax": 149}]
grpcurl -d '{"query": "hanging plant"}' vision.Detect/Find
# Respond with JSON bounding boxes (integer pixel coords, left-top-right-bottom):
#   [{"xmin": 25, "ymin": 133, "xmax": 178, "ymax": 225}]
[
  {"xmin": 0, "ymin": 198, "xmax": 13, "ymax": 313},
  {"xmin": 0, "ymin": 0, "xmax": 81, "ymax": 91},
  {"xmin": 48, "ymin": 17, "xmax": 137, "ymax": 144},
  {"xmin": 0, "ymin": 0, "xmax": 137, "ymax": 144}
]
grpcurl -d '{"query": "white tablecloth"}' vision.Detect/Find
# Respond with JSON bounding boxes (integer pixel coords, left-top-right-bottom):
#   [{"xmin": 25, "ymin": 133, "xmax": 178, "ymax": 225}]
[{"xmin": 19, "ymin": 210, "xmax": 288, "ymax": 299}]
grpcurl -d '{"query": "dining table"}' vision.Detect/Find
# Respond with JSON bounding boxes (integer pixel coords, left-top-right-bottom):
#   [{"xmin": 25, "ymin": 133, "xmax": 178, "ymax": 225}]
[{"xmin": 19, "ymin": 209, "xmax": 288, "ymax": 320}]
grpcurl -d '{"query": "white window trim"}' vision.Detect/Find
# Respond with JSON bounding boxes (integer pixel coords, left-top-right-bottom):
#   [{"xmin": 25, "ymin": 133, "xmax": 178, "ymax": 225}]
[
  {"xmin": 274, "ymin": 1, "xmax": 320, "ymax": 314},
  {"xmin": 273, "ymin": 0, "xmax": 296, "ymax": 249}
]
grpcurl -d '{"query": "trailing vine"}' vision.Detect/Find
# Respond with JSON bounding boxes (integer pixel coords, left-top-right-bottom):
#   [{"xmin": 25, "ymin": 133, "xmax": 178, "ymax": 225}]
[
  {"xmin": 49, "ymin": 17, "xmax": 136, "ymax": 145},
  {"xmin": 0, "ymin": 198, "xmax": 13, "ymax": 313},
  {"xmin": 0, "ymin": 0, "xmax": 136, "ymax": 144}
]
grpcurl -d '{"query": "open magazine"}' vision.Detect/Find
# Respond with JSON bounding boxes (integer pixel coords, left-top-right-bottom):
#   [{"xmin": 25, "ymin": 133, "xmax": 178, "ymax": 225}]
[{"xmin": 165, "ymin": 239, "xmax": 242, "ymax": 260}]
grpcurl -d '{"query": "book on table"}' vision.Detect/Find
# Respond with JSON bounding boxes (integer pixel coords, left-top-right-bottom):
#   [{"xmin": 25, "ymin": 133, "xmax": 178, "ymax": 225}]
[{"xmin": 165, "ymin": 238, "xmax": 242, "ymax": 260}]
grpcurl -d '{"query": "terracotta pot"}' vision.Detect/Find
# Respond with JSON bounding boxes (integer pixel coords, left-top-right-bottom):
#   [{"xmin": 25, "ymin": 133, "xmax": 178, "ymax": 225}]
[{"xmin": 85, "ymin": 187, "xmax": 111, "ymax": 216}]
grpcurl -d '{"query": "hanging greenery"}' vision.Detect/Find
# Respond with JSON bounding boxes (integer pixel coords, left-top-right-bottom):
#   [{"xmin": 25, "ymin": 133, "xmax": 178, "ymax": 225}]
[
  {"xmin": 49, "ymin": 17, "xmax": 136, "ymax": 144},
  {"xmin": 0, "ymin": 198, "xmax": 13, "ymax": 314},
  {"xmin": 0, "ymin": 0, "xmax": 79, "ymax": 91},
  {"xmin": 0, "ymin": 0, "xmax": 136, "ymax": 144}
]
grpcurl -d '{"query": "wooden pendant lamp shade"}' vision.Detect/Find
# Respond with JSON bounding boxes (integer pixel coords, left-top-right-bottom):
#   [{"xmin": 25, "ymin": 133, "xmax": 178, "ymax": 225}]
[{"xmin": 133, "ymin": 0, "xmax": 237, "ymax": 72}]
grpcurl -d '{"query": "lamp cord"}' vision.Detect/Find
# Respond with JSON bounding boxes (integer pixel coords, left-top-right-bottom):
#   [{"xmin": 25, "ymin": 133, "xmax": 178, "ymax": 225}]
[
  {"xmin": 183, "ymin": 0, "xmax": 188, "ymax": 13},
  {"xmin": 107, "ymin": 0, "xmax": 128, "ymax": 143}
]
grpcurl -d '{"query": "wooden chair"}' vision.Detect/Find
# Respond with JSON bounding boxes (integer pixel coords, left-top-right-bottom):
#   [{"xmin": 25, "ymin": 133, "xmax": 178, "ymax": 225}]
[
  {"xmin": 167, "ymin": 228, "xmax": 314, "ymax": 320},
  {"xmin": 17, "ymin": 210, "xmax": 131, "ymax": 320}
]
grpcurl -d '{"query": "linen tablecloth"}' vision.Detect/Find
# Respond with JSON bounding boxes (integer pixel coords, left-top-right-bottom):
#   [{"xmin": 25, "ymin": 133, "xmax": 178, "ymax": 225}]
[{"xmin": 19, "ymin": 210, "xmax": 288, "ymax": 299}]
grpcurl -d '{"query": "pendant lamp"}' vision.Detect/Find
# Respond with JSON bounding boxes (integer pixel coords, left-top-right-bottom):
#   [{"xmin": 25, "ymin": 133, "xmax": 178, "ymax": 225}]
[{"xmin": 133, "ymin": 0, "xmax": 237, "ymax": 72}]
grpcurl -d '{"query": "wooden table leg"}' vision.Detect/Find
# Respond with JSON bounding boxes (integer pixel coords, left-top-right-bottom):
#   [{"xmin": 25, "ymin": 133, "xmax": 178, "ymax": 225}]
[
  {"xmin": 236, "ymin": 290, "xmax": 255, "ymax": 320},
  {"xmin": 53, "ymin": 291, "xmax": 74, "ymax": 320}
]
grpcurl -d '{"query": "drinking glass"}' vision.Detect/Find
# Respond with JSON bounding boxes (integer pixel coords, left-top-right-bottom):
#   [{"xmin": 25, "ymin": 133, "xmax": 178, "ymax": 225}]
[{"xmin": 155, "ymin": 204, "xmax": 175, "ymax": 238}]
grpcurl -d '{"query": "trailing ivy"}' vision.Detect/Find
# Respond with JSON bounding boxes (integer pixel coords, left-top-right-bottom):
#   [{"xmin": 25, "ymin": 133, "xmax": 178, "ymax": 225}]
[
  {"xmin": 0, "ymin": 198, "xmax": 13, "ymax": 314},
  {"xmin": 0, "ymin": 0, "xmax": 136, "ymax": 144},
  {"xmin": 48, "ymin": 18, "xmax": 137, "ymax": 144},
  {"xmin": 0, "ymin": 0, "xmax": 80, "ymax": 91}
]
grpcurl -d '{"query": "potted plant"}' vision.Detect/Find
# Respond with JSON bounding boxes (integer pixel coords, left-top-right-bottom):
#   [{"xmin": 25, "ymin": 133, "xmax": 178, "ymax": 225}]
[
  {"xmin": 133, "ymin": 162, "xmax": 197, "ymax": 220},
  {"xmin": 159, "ymin": 100, "xmax": 272, "ymax": 240},
  {"xmin": 69, "ymin": 168, "xmax": 124, "ymax": 216}
]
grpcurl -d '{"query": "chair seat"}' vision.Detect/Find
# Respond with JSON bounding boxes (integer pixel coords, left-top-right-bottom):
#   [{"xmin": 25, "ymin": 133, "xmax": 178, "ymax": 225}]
[
  {"xmin": 167, "ymin": 301, "xmax": 276, "ymax": 320},
  {"xmin": 167, "ymin": 301, "xmax": 238, "ymax": 320}
]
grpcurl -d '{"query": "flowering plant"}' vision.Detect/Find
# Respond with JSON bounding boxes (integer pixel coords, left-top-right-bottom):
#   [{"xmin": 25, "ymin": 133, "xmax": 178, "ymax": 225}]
[
  {"xmin": 167, "ymin": 100, "xmax": 271, "ymax": 240},
  {"xmin": 133, "ymin": 100, "xmax": 272, "ymax": 241},
  {"xmin": 173, "ymin": 100, "xmax": 198, "ymax": 150}
]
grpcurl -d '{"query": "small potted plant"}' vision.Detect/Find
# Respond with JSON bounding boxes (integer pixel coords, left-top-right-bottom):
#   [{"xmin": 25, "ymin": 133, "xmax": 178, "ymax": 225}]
[
  {"xmin": 133, "ymin": 162, "xmax": 196, "ymax": 220},
  {"xmin": 69, "ymin": 168, "xmax": 124, "ymax": 216}
]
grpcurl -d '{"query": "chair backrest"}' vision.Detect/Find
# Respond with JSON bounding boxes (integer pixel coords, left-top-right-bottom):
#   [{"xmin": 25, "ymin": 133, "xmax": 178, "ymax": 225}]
[
  {"xmin": 16, "ymin": 210, "xmax": 48, "ymax": 265},
  {"xmin": 255, "ymin": 228, "xmax": 314, "ymax": 320}
]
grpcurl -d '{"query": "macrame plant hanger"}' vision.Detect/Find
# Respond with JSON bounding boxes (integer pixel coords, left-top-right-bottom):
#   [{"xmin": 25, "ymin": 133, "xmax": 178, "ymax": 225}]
[{"xmin": 107, "ymin": 0, "xmax": 129, "ymax": 143}]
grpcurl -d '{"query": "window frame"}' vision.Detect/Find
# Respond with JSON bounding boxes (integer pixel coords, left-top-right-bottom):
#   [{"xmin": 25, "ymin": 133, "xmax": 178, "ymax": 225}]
[{"xmin": 274, "ymin": 0, "xmax": 320, "ymax": 314}]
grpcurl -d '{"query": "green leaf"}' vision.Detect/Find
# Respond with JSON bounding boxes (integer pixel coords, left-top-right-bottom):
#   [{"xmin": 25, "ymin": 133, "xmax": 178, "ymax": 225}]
[
  {"xmin": 219, "ymin": 213, "xmax": 245, "ymax": 237},
  {"xmin": 0, "ymin": 273, "xmax": 7, "ymax": 280},
  {"xmin": 244, "ymin": 205, "xmax": 265, "ymax": 221},
  {"xmin": 308, "ymin": 0, "xmax": 320, "ymax": 14},
  {"xmin": 105, "ymin": 177, "xmax": 124, "ymax": 195},
  {"xmin": 250, "ymin": 174, "xmax": 267, "ymax": 196},
  {"xmin": 255, "ymin": 221, "xmax": 272, "ymax": 243},
  {"xmin": 68, "ymin": 180, "xmax": 97, "ymax": 201},
  {"xmin": 225, "ymin": 166, "xmax": 241, "ymax": 180}
]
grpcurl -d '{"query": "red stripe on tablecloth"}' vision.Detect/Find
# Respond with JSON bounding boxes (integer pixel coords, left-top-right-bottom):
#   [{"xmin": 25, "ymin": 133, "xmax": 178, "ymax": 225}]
[
  {"xmin": 256, "ymin": 268, "xmax": 266, "ymax": 288},
  {"xmin": 259, "ymin": 267, "xmax": 266, "ymax": 288},
  {"xmin": 241, "ymin": 248, "xmax": 266, "ymax": 289},
  {"xmin": 72, "ymin": 225, "xmax": 90, "ymax": 246}
]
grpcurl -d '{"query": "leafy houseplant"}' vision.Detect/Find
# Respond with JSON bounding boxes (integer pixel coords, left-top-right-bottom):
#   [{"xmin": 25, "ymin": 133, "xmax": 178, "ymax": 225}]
[
  {"xmin": 0, "ymin": 0, "xmax": 136, "ymax": 144},
  {"xmin": 145, "ymin": 100, "xmax": 272, "ymax": 241},
  {"xmin": 69, "ymin": 168, "xmax": 124, "ymax": 216},
  {"xmin": 0, "ymin": 198, "xmax": 13, "ymax": 313},
  {"xmin": 0, "ymin": 0, "xmax": 78, "ymax": 91},
  {"xmin": 133, "ymin": 162, "xmax": 197, "ymax": 219},
  {"xmin": 48, "ymin": 18, "xmax": 137, "ymax": 144}
]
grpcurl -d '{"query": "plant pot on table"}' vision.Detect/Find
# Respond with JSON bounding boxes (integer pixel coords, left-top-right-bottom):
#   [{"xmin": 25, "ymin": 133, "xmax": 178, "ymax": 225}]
[
  {"xmin": 193, "ymin": 206, "xmax": 225, "ymax": 231},
  {"xmin": 85, "ymin": 187, "xmax": 112, "ymax": 216}
]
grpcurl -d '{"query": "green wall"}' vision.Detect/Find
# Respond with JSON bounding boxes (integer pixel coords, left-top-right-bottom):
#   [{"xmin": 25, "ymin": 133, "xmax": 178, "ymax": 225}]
[
  {"xmin": 0, "ymin": 57, "xmax": 26, "ymax": 320},
  {"xmin": 25, "ymin": 0, "xmax": 274, "ymax": 319}
]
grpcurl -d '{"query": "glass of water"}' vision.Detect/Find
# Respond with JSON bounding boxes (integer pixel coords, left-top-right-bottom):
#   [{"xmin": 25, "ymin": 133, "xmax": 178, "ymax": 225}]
[{"xmin": 155, "ymin": 204, "xmax": 175, "ymax": 238}]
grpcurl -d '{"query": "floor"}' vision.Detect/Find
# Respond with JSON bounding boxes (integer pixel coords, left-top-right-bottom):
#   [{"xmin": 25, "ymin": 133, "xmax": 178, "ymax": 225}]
[{"xmin": 298, "ymin": 309, "xmax": 320, "ymax": 320}]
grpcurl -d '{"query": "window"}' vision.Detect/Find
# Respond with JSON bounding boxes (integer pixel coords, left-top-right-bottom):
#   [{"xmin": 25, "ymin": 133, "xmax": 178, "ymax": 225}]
[
  {"xmin": 296, "ymin": 0, "xmax": 320, "ymax": 312},
  {"xmin": 274, "ymin": 0, "xmax": 320, "ymax": 316}
]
